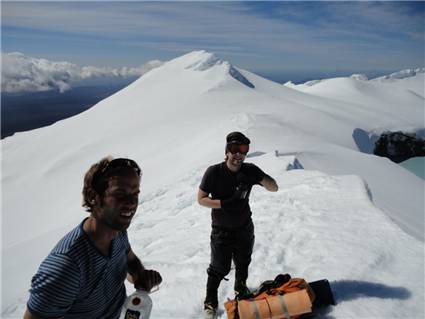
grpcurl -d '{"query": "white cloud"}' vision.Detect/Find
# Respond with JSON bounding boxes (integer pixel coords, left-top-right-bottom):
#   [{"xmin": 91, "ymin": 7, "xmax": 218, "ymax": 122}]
[{"xmin": 1, "ymin": 52, "xmax": 164, "ymax": 93}]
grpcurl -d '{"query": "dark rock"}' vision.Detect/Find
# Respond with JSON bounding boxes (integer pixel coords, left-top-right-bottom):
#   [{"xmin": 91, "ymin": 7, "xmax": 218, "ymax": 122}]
[{"xmin": 374, "ymin": 131, "xmax": 425, "ymax": 163}]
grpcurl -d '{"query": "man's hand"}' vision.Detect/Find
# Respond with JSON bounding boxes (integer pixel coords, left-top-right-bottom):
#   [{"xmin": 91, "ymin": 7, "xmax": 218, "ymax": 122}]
[
  {"xmin": 127, "ymin": 249, "xmax": 162, "ymax": 292},
  {"xmin": 236, "ymin": 172, "xmax": 256, "ymax": 185},
  {"xmin": 134, "ymin": 269, "xmax": 162, "ymax": 292},
  {"xmin": 220, "ymin": 194, "xmax": 246, "ymax": 211}
]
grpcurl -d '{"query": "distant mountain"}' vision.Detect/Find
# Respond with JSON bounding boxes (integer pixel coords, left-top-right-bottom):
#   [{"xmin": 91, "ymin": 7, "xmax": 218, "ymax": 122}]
[
  {"xmin": 286, "ymin": 67, "xmax": 425, "ymax": 98},
  {"xmin": 372, "ymin": 67, "xmax": 425, "ymax": 82}
]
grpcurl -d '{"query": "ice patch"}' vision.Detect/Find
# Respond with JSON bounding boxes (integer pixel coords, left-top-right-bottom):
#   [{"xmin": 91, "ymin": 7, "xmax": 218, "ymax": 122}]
[{"xmin": 352, "ymin": 128, "xmax": 380, "ymax": 154}]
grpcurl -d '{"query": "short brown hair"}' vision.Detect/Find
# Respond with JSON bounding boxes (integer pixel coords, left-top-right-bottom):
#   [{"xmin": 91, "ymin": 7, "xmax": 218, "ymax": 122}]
[{"xmin": 82, "ymin": 156, "xmax": 113, "ymax": 212}]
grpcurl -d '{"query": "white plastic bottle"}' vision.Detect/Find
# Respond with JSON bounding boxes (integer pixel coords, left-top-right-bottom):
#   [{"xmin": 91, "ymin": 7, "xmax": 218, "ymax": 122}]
[{"xmin": 120, "ymin": 290, "xmax": 153, "ymax": 319}]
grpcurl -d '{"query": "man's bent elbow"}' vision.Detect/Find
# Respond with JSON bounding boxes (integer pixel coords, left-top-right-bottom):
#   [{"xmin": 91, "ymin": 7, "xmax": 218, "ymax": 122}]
[
  {"xmin": 198, "ymin": 196, "xmax": 208, "ymax": 207},
  {"xmin": 197, "ymin": 189, "xmax": 210, "ymax": 207},
  {"xmin": 266, "ymin": 182, "xmax": 278, "ymax": 192}
]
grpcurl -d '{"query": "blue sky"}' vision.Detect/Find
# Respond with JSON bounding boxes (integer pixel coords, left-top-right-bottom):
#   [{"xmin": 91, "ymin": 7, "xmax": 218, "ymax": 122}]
[{"xmin": 2, "ymin": 1, "xmax": 424, "ymax": 77}]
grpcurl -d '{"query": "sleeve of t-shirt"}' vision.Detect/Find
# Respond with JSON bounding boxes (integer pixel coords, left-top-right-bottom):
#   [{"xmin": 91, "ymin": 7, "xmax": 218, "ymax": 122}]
[
  {"xmin": 199, "ymin": 166, "xmax": 214, "ymax": 193},
  {"xmin": 27, "ymin": 253, "xmax": 80, "ymax": 318}
]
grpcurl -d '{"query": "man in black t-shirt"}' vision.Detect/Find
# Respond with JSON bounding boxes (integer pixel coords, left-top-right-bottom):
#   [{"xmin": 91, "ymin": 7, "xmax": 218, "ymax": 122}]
[{"xmin": 198, "ymin": 132, "xmax": 278, "ymax": 318}]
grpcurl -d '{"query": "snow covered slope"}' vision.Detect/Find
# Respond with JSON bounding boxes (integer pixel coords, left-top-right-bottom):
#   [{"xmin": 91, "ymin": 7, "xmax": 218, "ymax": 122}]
[
  {"xmin": 2, "ymin": 51, "xmax": 424, "ymax": 318},
  {"xmin": 372, "ymin": 68, "xmax": 425, "ymax": 98},
  {"xmin": 284, "ymin": 73, "xmax": 424, "ymax": 134}
]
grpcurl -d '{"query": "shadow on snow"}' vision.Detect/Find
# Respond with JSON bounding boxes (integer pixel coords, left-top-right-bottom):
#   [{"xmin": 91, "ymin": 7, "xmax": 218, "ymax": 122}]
[{"xmin": 331, "ymin": 279, "xmax": 411, "ymax": 302}]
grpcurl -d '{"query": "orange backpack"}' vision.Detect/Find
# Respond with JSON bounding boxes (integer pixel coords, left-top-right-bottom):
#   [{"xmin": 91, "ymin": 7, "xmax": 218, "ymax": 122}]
[{"xmin": 224, "ymin": 277, "xmax": 315, "ymax": 319}]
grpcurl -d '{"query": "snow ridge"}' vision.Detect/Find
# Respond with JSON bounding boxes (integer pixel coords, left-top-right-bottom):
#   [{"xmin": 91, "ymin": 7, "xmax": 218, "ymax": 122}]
[
  {"xmin": 372, "ymin": 68, "xmax": 425, "ymax": 82},
  {"xmin": 286, "ymin": 67, "xmax": 424, "ymax": 88},
  {"xmin": 304, "ymin": 79, "xmax": 324, "ymax": 87},
  {"xmin": 229, "ymin": 66, "xmax": 255, "ymax": 88},
  {"xmin": 350, "ymin": 74, "xmax": 368, "ymax": 81},
  {"xmin": 184, "ymin": 51, "xmax": 222, "ymax": 71},
  {"xmin": 183, "ymin": 50, "xmax": 254, "ymax": 88}
]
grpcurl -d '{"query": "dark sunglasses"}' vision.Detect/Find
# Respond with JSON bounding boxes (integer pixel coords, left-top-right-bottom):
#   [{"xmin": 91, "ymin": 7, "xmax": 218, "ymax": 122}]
[
  {"xmin": 92, "ymin": 158, "xmax": 141, "ymax": 188},
  {"xmin": 227, "ymin": 143, "xmax": 249, "ymax": 155}
]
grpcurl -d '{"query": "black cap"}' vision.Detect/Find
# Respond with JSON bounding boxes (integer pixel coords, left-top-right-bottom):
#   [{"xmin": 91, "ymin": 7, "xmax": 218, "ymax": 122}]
[
  {"xmin": 225, "ymin": 132, "xmax": 250, "ymax": 153},
  {"xmin": 226, "ymin": 132, "xmax": 251, "ymax": 145}
]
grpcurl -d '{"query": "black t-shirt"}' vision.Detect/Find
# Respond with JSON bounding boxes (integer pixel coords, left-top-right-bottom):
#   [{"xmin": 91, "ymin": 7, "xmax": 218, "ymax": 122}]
[{"xmin": 199, "ymin": 162, "xmax": 266, "ymax": 228}]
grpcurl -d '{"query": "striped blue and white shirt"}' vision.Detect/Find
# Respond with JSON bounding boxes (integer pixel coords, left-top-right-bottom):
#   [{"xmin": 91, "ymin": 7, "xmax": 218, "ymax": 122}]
[{"xmin": 27, "ymin": 218, "xmax": 131, "ymax": 318}]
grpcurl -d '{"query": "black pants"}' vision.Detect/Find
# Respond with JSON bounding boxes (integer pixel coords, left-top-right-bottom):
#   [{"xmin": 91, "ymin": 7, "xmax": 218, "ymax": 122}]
[{"xmin": 205, "ymin": 221, "xmax": 255, "ymax": 307}]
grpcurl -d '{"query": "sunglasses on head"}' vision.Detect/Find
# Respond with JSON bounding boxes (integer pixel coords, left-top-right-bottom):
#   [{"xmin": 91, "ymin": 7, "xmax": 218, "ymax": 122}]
[
  {"xmin": 92, "ymin": 158, "xmax": 142, "ymax": 188},
  {"xmin": 102, "ymin": 158, "xmax": 141, "ymax": 176},
  {"xmin": 227, "ymin": 143, "xmax": 249, "ymax": 155}
]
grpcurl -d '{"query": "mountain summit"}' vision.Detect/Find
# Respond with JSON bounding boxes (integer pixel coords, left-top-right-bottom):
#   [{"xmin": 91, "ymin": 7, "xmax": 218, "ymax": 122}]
[
  {"xmin": 125, "ymin": 50, "xmax": 255, "ymax": 93},
  {"xmin": 166, "ymin": 50, "xmax": 254, "ymax": 88}
]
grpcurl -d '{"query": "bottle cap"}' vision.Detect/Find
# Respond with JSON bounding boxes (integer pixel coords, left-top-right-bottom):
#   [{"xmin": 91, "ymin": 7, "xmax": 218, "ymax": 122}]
[{"xmin": 132, "ymin": 297, "xmax": 141, "ymax": 306}]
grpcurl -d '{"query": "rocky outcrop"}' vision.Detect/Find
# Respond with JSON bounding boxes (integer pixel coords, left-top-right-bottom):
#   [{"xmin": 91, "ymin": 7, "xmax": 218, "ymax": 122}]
[{"xmin": 374, "ymin": 131, "xmax": 425, "ymax": 163}]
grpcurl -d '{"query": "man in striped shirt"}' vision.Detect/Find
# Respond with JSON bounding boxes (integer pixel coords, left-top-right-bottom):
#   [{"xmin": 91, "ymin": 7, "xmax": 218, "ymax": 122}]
[{"xmin": 24, "ymin": 157, "xmax": 162, "ymax": 319}]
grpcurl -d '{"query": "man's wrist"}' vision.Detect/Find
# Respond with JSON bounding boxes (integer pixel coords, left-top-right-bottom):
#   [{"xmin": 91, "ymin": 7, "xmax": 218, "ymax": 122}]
[{"xmin": 127, "ymin": 258, "xmax": 145, "ymax": 282}]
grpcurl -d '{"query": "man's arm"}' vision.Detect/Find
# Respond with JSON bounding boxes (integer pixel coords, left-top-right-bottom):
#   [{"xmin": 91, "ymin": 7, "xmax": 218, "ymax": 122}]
[
  {"xmin": 259, "ymin": 175, "xmax": 278, "ymax": 192},
  {"xmin": 23, "ymin": 253, "xmax": 79, "ymax": 319},
  {"xmin": 23, "ymin": 309, "xmax": 63, "ymax": 319},
  {"xmin": 127, "ymin": 249, "xmax": 146, "ymax": 283},
  {"xmin": 197, "ymin": 189, "xmax": 221, "ymax": 209},
  {"xmin": 127, "ymin": 249, "xmax": 162, "ymax": 291}
]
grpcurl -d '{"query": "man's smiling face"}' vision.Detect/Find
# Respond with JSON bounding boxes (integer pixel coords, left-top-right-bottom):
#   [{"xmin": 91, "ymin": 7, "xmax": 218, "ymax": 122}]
[{"xmin": 96, "ymin": 171, "xmax": 141, "ymax": 231}]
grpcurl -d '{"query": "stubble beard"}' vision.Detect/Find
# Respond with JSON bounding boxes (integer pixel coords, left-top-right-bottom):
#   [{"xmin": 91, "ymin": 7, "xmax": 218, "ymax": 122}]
[
  {"xmin": 99, "ymin": 203, "xmax": 132, "ymax": 232},
  {"xmin": 230, "ymin": 157, "xmax": 243, "ymax": 169}
]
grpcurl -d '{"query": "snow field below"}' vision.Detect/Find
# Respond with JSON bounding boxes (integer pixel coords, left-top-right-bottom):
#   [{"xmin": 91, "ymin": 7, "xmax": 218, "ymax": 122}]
[{"xmin": 122, "ymin": 153, "xmax": 423, "ymax": 319}]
